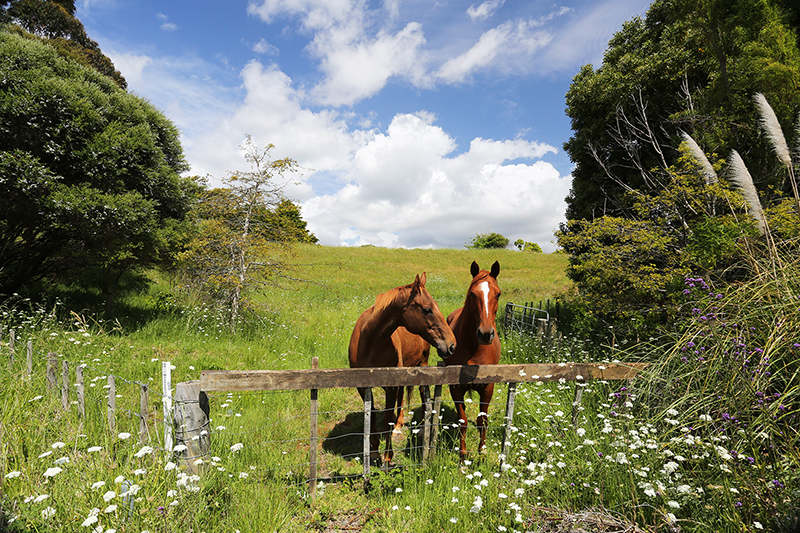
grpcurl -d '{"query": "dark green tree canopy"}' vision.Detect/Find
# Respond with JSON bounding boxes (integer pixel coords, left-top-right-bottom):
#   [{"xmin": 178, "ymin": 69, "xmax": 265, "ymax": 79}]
[
  {"xmin": 266, "ymin": 199, "xmax": 319, "ymax": 244},
  {"xmin": 564, "ymin": 0, "xmax": 800, "ymax": 222},
  {"xmin": 0, "ymin": 31, "xmax": 199, "ymax": 317},
  {"xmin": 1, "ymin": 0, "xmax": 126, "ymax": 88}
]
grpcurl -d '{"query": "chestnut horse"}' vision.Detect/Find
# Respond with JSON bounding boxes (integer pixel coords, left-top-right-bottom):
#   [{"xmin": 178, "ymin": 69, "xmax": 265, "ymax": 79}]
[
  {"xmin": 443, "ymin": 261, "xmax": 501, "ymax": 460},
  {"xmin": 349, "ymin": 273, "xmax": 456, "ymax": 465}
]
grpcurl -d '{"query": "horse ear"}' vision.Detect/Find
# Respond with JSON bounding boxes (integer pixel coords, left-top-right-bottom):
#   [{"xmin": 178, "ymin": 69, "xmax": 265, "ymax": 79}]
[
  {"xmin": 470, "ymin": 261, "xmax": 479, "ymax": 277},
  {"xmin": 490, "ymin": 261, "xmax": 500, "ymax": 278},
  {"xmin": 410, "ymin": 273, "xmax": 423, "ymax": 294},
  {"xmin": 419, "ymin": 272, "xmax": 427, "ymax": 287}
]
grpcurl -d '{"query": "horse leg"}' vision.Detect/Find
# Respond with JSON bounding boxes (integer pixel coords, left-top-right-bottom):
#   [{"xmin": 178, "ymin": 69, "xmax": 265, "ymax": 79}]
[
  {"xmin": 394, "ymin": 386, "xmax": 406, "ymax": 433},
  {"xmin": 477, "ymin": 383, "xmax": 494, "ymax": 454},
  {"xmin": 382, "ymin": 386, "xmax": 400, "ymax": 466},
  {"xmin": 450, "ymin": 385, "xmax": 469, "ymax": 461}
]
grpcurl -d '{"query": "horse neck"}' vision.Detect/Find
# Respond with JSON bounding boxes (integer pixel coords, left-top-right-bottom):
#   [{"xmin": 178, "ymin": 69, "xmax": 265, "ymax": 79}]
[{"xmin": 363, "ymin": 288, "xmax": 407, "ymax": 341}]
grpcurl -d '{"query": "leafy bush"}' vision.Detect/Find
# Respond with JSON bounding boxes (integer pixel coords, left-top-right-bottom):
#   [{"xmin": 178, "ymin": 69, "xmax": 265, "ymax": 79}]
[
  {"xmin": 514, "ymin": 240, "xmax": 543, "ymax": 252},
  {"xmin": 466, "ymin": 232, "xmax": 509, "ymax": 250}
]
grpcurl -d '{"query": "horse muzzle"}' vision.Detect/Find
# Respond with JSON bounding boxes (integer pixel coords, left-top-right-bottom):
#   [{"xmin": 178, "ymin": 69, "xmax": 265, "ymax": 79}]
[
  {"xmin": 435, "ymin": 341, "xmax": 456, "ymax": 357},
  {"xmin": 477, "ymin": 327, "xmax": 495, "ymax": 345}
]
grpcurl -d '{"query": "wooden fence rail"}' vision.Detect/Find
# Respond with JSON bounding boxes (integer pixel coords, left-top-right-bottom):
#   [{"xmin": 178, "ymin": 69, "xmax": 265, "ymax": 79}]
[{"xmin": 188, "ymin": 361, "xmax": 648, "ymax": 499}]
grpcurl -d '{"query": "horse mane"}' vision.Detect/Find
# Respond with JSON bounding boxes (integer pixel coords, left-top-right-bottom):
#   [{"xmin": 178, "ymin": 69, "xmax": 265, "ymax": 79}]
[{"xmin": 372, "ymin": 282, "xmax": 413, "ymax": 316}]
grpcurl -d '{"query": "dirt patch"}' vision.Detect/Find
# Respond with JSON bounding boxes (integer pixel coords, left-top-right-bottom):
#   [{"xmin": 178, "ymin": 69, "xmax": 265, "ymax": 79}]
[
  {"xmin": 311, "ymin": 508, "xmax": 384, "ymax": 533},
  {"xmin": 527, "ymin": 507, "xmax": 669, "ymax": 533}
]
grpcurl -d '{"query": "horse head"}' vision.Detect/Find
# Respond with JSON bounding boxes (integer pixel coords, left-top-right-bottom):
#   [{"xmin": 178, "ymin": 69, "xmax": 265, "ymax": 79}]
[
  {"xmin": 401, "ymin": 272, "xmax": 456, "ymax": 357},
  {"xmin": 467, "ymin": 261, "xmax": 501, "ymax": 345}
]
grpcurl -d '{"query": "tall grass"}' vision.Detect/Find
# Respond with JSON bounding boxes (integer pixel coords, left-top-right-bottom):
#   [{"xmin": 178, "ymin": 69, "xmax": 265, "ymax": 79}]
[{"xmin": 2, "ymin": 245, "xmax": 798, "ymax": 532}]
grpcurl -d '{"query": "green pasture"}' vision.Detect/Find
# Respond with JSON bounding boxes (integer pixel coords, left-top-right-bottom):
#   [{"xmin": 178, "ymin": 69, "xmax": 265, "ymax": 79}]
[{"xmin": 2, "ymin": 245, "xmax": 797, "ymax": 533}]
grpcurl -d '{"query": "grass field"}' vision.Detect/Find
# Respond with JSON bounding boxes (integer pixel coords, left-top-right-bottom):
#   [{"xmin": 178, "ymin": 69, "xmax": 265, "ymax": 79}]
[{"xmin": 2, "ymin": 245, "xmax": 797, "ymax": 533}]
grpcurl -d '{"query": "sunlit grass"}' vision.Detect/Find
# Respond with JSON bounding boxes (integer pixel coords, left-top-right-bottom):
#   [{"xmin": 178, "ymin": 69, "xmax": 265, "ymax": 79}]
[{"xmin": 2, "ymin": 245, "xmax": 797, "ymax": 532}]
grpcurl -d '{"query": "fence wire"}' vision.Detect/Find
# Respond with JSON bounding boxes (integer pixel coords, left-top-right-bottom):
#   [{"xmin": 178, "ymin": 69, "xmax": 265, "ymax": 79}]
[{"xmin": 2, "ymin": 331, "xmax": 558, "ymax": 493}]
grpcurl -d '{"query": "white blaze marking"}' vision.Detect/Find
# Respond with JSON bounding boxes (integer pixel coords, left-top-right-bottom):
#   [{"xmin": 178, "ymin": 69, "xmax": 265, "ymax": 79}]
[{"xmin": 478, "ymin": 281, "xmax": 490, "ymax": 319}]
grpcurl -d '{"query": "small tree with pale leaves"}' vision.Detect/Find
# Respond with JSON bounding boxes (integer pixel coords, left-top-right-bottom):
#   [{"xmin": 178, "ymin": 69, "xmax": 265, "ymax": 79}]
[{"xmin": 179, "ymin": 136, "xmax": 299, "ymax": 328}]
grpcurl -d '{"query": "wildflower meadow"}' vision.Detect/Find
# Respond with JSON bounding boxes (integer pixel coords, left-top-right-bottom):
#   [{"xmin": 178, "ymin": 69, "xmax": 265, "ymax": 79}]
[{"xmin": 1, "ymin": 246, "xmax": 798, "ymax": 532}]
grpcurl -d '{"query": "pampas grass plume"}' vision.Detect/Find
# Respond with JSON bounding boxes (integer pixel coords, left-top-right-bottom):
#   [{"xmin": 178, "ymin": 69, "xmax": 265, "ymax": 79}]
[
  {"xmin": 681, "ymin": 132, "xmax": 718, "ymax": 186},
  {"xmin": 754, "ymin": 92, "xmax": 792, "ymax": 169},
  {"xmin": 729, "ymin": 150, "xmax": 767, "ymax": 235}
]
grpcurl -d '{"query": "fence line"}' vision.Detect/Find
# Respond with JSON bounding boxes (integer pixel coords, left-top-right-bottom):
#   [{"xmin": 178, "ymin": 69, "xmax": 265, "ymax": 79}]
[
  {"xmin": 196, "ymin": 358, "xmax": 648, "ymax": 499},
  {"xmin": 3, "ymin": 329, "xmax": 180, "ymax": 457},
  {"xmin": 3, "ymin": 327, "xmax": 648, "ymax": 500}
]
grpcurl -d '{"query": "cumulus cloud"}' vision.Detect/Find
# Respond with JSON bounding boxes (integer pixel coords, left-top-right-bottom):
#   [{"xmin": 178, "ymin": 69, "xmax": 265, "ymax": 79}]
[
  {"xmin": 91, "ymin": 0, "xmax": 651, "ymax": 252},
  {"xmin": 310, "ymin": 22, "xmax": 428, "ymax": 106},
  {"xmin": 180, "ymin": 69, "xmax": 569, "ymax": 250},
  {"xmin": 301, "ymin": 113, "xmax": 569, "ymax": 251}
]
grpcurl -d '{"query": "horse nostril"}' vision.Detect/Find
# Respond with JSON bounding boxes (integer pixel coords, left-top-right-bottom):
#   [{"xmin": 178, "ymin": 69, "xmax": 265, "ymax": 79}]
[{"xmin": 448, "ymin": 343, "xmax": 455, "ymax": 355}]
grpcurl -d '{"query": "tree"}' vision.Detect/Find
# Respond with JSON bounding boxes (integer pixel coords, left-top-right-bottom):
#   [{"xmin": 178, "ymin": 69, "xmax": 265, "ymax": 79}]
[
  {"xmin": 264, "ymin": 199, "xmax": 318, "ymax": 244},
  {"xmin": 0, "ymin": 31, "xmax": 198, "ymax": 318},
  {"xmin": 514, "ymin": 239, "xmax": 543, "ymax": 252},
  {"xmin": 1, "ymin": 0, "xmax": 126, "ymax": 88},
  {"xmin": 179, "ymin": 137, "xmax": 300, "ymax": 326},
  {"xmin": 466, "ymin": 232, "xmax": 509, "ymax": 249},
  {"xmin": 563, "ymin": 0, "xmax": 800, "ymax": 222}
]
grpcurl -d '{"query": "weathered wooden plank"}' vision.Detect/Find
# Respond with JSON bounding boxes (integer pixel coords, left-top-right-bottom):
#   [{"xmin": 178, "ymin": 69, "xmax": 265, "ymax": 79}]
[{"xmin": 200, "ymin": 362, "xmax": 647, "ymax": 392}]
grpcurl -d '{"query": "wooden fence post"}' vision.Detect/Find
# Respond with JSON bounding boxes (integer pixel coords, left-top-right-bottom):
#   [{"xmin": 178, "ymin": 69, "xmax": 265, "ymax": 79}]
[
  {"xmin": 428, "ymin": 364, "xmax": 444, "ymax": 460},
  {"xmin": 309, "ymin": 357, "xmax": 319, "ymax": 500},
  {"xmin": 173, "ymin": 380, "xmax": 209, "ymax": 474},
  {"xmin": 46, "ymin": 353, "xmax": 57, "ymax": 390},
  {"xmin": 8, "ymin": 329, "xmax": 14, "ymax": 367},
  {"xmin": 162, "ymin": 362, "xmax": 173, "ymax": 454},
  {"xmin": 362, "ymin": 387, "xmax": 371, "ymax": 484},
  {"xmin": 61, "ymin": 361, "xmax": 69, "ymax": 411},
  {"xmin": 26, "ymin": 340, "xmax": 32, "ymax": 380},
  {"xmin": 501, "ymin": 382, "xmax": 517, "ymax": 459},
  {"xmin": 139, "ymin": 384, "xmax": 149, "ymax": 444},
  {"xmin": 76, "ymin": 365, "xmax": 85, "ymax": 419},
  {"xmin": 420, "ymin": 385, "xmax": 431, "ymax": 461},
  {"xmin": 107, "ymin": 375, "xmax": 116, "ymax": 434},
  {"xmin": 571, "ymin": 385, "xmax": 583, "ymax": 429}
]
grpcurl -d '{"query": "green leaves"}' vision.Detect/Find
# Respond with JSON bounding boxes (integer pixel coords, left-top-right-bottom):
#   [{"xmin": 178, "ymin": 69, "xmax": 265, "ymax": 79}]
[
  {"xmin": 0, "ymin": 31, "xmax": 198, "ymax": 318},
  {"xmin": 466, "ymin": 232, "xmax": 509, "ymax": 250}
]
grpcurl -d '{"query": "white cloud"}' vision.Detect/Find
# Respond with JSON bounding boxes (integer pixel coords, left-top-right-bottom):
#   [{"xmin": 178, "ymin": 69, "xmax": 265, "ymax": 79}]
[
  {"xmin": 185, "ymin": 60, "xmax": 357, "ymax": 189},
  {"xmin": 530, "ymin": 0, "xmax": 649, "ymax": 72},
  {"xmin": 310, "ymin": 22, "xmax": 428, "ymax": 106},
  {"xmin": 249, "ymin": 0, "xmax": 429, "ymax": 106},
  {"xmin": 253, "ymin": 38, "xmax": 279, "ymax": 55},
  {"xmin": 109, "ymin": 52, "xmax": 152, "ymax": 86},
  {"xmin": 467, "ymin": 0, "xmax": 505, "ymax": 21},
  {"xmin": 247, "ymin": 0, "xmax": 355, "ymax": 30},
  {"xmin": 156, "ymin": 12, "xmax": 178, "ymax": 31},
  {"xmin": 436, "ymin": 19, "xmax": 552, "ymax": 83},
  {"xmin": 301, "ymin": 113, "xmax": 569, "ymax": 251}
]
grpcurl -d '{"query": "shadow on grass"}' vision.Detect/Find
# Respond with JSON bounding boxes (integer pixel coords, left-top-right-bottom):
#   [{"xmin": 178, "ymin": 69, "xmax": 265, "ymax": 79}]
[{"xmin": 321, "ymin": 403, "xmax": 464, "ymax": 463}]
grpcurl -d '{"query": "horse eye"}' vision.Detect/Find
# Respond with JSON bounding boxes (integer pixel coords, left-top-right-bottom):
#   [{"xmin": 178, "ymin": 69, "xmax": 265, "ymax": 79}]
[{"xmin": 423, "ymin": 307, "xmax": 433, "ymax": 314}]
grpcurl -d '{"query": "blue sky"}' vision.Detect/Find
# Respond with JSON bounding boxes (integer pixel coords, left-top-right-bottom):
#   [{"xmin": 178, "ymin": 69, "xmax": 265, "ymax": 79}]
[{"xmin": 77, "ymin": 0, "xmax": 650, "ymax": 251}]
